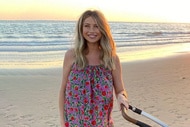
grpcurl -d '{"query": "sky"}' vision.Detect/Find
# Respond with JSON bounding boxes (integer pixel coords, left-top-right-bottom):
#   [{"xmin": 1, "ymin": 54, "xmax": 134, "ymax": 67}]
[{"xmin": 0, "ymin": 0, "xmax": 190, "ymax": 23}]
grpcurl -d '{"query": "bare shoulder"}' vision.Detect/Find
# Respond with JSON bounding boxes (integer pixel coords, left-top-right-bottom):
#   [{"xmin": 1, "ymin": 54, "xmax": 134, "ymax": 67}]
[
  {"xmin": 65, "ymin": 48, "xmax": 75, "ymax": 58},
  {"xmin": 113, "ymin": 54, "xmax": 121, "ymax": 66},
  {"xmin": 64, "ymin": 48, "xmax": 75, "ymax": 67}
]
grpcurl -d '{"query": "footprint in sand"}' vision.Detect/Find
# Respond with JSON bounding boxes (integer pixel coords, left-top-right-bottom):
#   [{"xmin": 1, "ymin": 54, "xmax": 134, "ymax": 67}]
[
  {"xmin": 20, "ymin": 114, "xmax": 35, "ymax": 123},
  {"xmin": 5, "ymin": 114, "xmax": 17, "ymax": 119},
  {"xmin": 3, "ymin": 109, "xmax": 20, "ymax": 123},
  {"xmin": 5, "ymin": 104, "xmax": 15, "ymax": 111}
]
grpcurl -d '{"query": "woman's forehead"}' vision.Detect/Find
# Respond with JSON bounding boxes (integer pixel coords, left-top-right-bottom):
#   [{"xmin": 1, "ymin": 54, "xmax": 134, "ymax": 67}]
[{"xmin": 83, "ymin": 16, "xmax": 97, "ymax": 24}]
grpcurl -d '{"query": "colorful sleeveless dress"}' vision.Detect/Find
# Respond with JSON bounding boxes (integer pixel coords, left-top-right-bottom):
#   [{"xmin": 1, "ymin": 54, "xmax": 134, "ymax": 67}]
[{"xmin": 64, "ymin": 63, "xmax": 114, "ymax": 127}]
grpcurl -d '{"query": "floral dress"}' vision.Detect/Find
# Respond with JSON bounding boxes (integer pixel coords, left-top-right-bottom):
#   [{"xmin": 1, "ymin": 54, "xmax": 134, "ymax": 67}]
[{"xmin": 64, "ymin": 63, "xmax": 114, "ymax": 127}]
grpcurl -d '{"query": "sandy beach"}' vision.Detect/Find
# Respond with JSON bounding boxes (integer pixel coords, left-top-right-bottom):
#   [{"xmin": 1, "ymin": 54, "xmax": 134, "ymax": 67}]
[{"xmin": 0, "ymin": 52, "xmax": 190, "ymax": 127}]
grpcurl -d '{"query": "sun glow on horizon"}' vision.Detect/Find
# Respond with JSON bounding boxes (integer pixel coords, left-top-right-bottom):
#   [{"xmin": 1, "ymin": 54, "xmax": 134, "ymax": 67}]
[{"xmin": 0, "ymin": 0, "xmax": 190, "ymax": 23}]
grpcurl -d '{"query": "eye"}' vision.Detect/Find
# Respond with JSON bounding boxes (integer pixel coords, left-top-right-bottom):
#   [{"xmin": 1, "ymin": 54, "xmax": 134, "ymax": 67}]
[
  {"xmin": 84, "ymin": 24, "xmax": 90, "ymax": 28},
  {"xmin": 94, "ymin": 25, "xmax": 99, "ymax": 28}
]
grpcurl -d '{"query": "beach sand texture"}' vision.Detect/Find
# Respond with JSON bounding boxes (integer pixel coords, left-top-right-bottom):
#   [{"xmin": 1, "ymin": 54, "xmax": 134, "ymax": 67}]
[{"xmin": 0, "ymin": 53, "xmax": 190, "ymax": 127}]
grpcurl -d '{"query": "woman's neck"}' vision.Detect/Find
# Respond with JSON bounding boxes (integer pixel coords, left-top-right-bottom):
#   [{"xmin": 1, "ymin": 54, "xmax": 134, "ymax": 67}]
[{"xmin": 85, "ymin": 44, "xmax": 101, "ymax": 65}]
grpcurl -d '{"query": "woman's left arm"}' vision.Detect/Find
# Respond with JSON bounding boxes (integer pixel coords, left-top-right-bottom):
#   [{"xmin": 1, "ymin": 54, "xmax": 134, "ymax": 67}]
[{"xmin": 112, "ymin": 55, "xmax": 129, "ymax": 109}]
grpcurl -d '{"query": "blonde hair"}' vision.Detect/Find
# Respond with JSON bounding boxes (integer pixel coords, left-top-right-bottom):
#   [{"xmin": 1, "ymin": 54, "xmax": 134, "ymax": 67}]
[{"xmin": 74, "ymin": 10, "xmax": 116, "ymax": 70}]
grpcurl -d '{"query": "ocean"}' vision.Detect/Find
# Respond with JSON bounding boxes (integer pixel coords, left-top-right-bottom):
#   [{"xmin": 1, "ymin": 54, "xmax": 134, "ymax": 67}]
[{"xmin": 0, "ymin": 20, "xmax": 190, "ymax": 69}]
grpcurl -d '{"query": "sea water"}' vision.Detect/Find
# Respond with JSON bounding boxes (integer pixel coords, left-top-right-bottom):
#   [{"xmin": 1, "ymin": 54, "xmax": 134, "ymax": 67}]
[{"xmin": 0, "ymin": 20, "xmax": 190, "ymax": 68}]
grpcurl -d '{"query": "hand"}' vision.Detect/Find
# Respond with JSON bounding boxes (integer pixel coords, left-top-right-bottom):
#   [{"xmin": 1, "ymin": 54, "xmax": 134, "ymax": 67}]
[{"xmin": 116, "ymin": 91, "xmax": 129, "ymax": 110}]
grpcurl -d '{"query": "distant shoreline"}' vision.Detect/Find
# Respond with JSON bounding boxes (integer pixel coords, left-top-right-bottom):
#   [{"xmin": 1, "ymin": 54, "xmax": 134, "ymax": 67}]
[{"xmin": 2, "ymin": 42, "xmax": 190, "ymax": 69}]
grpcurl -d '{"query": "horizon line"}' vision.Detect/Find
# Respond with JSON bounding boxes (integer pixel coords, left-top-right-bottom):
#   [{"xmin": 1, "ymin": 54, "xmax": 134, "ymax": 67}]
[{"xmin": 0, "ymin": 19, "xmax": 190, "ymax": 24}]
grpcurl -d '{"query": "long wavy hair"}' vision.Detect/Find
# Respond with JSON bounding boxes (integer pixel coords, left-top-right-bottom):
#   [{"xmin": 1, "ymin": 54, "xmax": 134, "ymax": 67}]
[{"xmin": 74, "ymin": 10, "xmax": 116, "ymax": 70}]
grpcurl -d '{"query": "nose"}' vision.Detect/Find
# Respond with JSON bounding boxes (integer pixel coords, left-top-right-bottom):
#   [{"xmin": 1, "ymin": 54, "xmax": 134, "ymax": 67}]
[{"xmin": 89, "ymin": 26, "xmax": 96, "ymax": 32}]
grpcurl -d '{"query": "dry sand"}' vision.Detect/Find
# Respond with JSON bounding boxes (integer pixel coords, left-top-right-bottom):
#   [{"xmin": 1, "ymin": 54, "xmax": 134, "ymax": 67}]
[{"xmin": 0, "ymin": 52, "xmax": 190, "ymax": 127}]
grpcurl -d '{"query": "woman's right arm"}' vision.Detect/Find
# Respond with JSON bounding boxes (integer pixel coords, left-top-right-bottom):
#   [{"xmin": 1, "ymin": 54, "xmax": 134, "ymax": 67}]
[{"xmin": 59, "ymin": 49, "xmax": 74, "ymax": 127}]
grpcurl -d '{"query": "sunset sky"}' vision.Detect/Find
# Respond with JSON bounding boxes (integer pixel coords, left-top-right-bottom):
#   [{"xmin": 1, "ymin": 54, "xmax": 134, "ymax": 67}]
[{"xmin": 0, "ymin": 0, "xmax": 190, "ymax": 23}]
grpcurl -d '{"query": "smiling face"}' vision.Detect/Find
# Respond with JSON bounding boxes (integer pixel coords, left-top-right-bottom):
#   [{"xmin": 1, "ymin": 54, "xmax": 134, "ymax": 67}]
[{"xmin": 82, "ymin": 16, "xmax": 102, "ymax": 44}]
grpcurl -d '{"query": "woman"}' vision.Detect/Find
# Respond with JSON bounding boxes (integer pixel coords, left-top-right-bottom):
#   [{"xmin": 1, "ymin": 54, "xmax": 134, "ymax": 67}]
[{"xmin": 59, "ymin": 10, "xmax": 129, "ymax": 127}]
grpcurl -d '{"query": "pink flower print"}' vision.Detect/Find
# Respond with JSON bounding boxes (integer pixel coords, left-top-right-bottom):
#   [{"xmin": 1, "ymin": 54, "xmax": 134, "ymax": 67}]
[{"xmin": 102, "ymin": 91, "xmax": 106, "ymax": 96}]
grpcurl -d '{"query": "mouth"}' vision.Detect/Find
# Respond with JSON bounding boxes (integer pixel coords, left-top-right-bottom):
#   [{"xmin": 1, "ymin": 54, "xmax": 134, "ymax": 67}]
[{"xmin": 88, "ymin": 34, "xmax": 97, "ymax": 39}]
